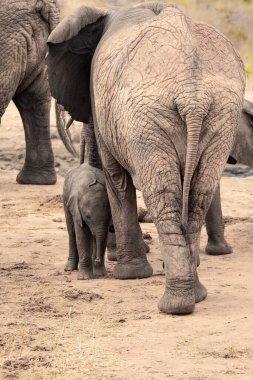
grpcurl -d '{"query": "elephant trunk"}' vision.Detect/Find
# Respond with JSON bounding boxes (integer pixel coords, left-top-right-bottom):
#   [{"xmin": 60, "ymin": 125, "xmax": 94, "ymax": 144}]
[
  {"xmin": 181, "ymin": 116, "xmax": 202, "ymax": 236},
  {"xmin": 83, "ymin": 117, "xmax": 102, "ymax": 169},
  {"xmin": 94, "ymin": 231, "xmax": 108, "ymax": 267}
]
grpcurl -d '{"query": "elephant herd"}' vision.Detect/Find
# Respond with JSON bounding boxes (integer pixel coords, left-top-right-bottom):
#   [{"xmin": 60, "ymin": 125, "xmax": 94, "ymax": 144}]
[{"xmin": 1, "ymin": 1, "xmax": 252, "ymax": 315}]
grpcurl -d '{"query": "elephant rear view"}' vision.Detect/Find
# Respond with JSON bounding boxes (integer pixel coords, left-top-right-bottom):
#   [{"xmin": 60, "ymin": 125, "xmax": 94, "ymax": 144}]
[
  {"xmin": 0, "ymin": 0, "xmax": 59, "ymax": 185},
  {"xmin": 47, "ymin": 3, "xmax": 245, "ymax": 314}
]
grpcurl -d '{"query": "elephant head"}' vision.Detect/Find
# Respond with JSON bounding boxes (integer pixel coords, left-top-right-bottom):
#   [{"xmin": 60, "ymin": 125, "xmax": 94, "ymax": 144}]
[
  {"xmin": 232, "ymin": 99, "xmax": 253, "ymax": 167},
  {"xmin": 47, "ymin": 3, "xmax": 245, "ymax": 314}
]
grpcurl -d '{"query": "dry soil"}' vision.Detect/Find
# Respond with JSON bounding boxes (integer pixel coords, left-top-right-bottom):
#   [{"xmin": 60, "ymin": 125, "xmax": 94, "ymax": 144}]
[{"xmin": 0, "ymin": 102, "xmax": 253, "ymax": 380}]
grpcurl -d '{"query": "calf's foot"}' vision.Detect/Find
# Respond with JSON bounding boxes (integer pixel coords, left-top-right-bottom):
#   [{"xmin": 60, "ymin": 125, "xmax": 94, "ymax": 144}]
[
  {"xmin": 93, "ymin": 264, "xmax": 107, "ymax": 278},
  {"xmin": 77, "ymin": 267, "xmax": 93, "ymax": 280},
  {"xmin": 64, "ymin": 259, "xmax": 78, "ymax": 271}
]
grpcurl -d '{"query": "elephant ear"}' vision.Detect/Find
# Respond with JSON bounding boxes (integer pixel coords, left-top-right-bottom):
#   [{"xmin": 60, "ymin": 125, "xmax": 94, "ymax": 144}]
[
  {"xmin": 242, "ymin": 99, "xmax": 253, "ymax": 119},
  {"xmin": 94, "ymin": 170, "xmax": 106, "ymax": 187},
  {"xmin": 46, "ymin": 6, "xmax": 108, "ymax": 123},
  {"xmin": 134, "ymin": 2, "xmax": 177, "ymax": 15},
  {"xmin": 88, "ymin": 167, "xmax": 106, "ymax": 187},
  {"xmin": 35, "ymin": 0, "xmax": 60, "ymax": 32},
  {"xmin": 227, "ymin": 99, "xmax": 253, "ymax": 165}
]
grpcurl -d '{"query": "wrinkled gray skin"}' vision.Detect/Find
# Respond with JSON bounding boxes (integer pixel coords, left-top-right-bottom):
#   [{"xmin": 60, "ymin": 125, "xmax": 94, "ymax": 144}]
[
  {"xmin": 47, "ymin": 3, "xmax": 245, "ymax": 314},
  {"xmin": 0, "ymin": 0, "xmax": 59, "ymax": 185},
  {"xmin": 79, "ymin": 120, "xmax": 150, "ymax": 262},
  {"xmin": 63, "ymin": 163, "xmax": 111, "ymax": 279},
  {"xmin": 205, "ymin": 99, "xmax": 253, "ymax": 255}
]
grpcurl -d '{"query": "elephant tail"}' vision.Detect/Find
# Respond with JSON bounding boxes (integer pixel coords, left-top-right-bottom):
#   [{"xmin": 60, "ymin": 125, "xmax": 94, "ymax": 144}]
[{"xmin": 181, "ymin": 115, "xmax": 202, "ymax": 236}]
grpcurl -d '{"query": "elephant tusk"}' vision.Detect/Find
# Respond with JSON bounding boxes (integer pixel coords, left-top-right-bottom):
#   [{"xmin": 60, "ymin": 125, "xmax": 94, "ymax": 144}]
[
  {"xmin": 65, "ymin": 116, "xmax": 74, "ymax": 130},
  {"xmin": 55, "ymin": 101, "xmax": 78, "ymax": 158}
]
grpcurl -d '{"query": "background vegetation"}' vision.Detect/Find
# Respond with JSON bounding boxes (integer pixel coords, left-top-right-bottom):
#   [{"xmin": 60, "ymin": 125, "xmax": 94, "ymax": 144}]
[{"xmin": 58, "ymin": 0, "xmax": 253, "ymax": 87}]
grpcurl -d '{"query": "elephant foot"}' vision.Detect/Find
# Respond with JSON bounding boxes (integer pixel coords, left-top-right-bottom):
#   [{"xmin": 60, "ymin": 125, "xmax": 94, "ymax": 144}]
[
  {"xmin": 137, "ymin": 207, "xmax": 153, "ymax": 223},
  {"xmin": 113, "ymin": 259, "xmax": 153, "ymax": 279},
  {"xmin": 16, "ymin": 167, "xmax": 57, "ymax": 185},
  {"xmin": 107, "ymin": 249, "xmax": 117, "ymax": 261},
  {"xmin": 64, "ymin": 259, "xmax": 78, "ymax": 271},
  {"xmin": 93, "ymin": 264, "xmax": 107, "ymax": 278},
  {"xmin": 77, "ymin": 268, "xmax": 93, "ymax": 280},
  {"xmin": 107, "ymin": 240, "xmax": 150, "ymax": 261},
  {"xmin": 205, "ymin": 241, "xmax": 233, "ymax": 256},
  {"xmin": 107, "ymin": 241, "xmax": 150, "ymax": 262},
  {"xmin": 194, "ymin": 279, "xmax": 207, "ymax": 303},
  {"xmin": 158, "ymin": 289, "xmax": 195, "ymax": 315}
]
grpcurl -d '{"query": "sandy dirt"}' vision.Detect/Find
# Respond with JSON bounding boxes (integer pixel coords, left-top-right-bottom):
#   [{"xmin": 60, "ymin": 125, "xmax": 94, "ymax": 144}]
[{"xmin": 0, "ymin": 102, "xmax": 253, "ymax": 380}]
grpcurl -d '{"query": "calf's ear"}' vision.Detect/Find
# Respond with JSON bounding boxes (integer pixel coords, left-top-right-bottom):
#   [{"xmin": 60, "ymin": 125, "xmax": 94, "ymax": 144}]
[
  {"xmin": 46, "ymin": 6, "xmax": 108, "ymax": 123},
  {"xmin": 242, "ymin": 99, "xmax": 253, "ymax": 129}
]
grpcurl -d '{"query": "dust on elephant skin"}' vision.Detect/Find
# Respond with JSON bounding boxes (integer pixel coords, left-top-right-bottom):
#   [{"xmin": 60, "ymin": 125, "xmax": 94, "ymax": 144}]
[{"xmin": 47, "ymin": 3, "xmax": 245, "ymax": 314}]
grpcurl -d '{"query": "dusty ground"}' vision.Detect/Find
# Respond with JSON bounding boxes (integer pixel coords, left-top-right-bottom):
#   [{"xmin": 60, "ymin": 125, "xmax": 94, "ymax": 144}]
[{"xmin": 0, "ymin": 102, "xmax": 253, "ymax": 380}]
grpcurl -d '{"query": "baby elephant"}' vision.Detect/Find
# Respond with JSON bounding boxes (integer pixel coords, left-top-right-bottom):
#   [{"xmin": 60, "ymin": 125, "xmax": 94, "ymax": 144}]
[{"xmin": 63, "ymin": 163, "xmax": 111, "ymax": 279}]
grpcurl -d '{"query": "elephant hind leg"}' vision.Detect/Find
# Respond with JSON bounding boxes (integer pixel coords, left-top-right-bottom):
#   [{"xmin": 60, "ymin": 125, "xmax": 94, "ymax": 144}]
[
  {"xmin": 64, "ymin": 206, "xmax": 78, "ymax": 271},
  {"xmin": 13, "ymin": 68, "xmax": 56, "ymax": 185},
  {"xmin": 205, "ymin": 184, "xmax": 232, "ymax": 255},
  {"xmin": 98, "ymin": 138, "xmax": 153, "ymax": 279},
  {"xmin": 137, "ymin": 149, "xmax": 196, "ymax": 314},
  {"xmin": 74, "ymin": 222, "xmax": 93, "ymax": 280}
]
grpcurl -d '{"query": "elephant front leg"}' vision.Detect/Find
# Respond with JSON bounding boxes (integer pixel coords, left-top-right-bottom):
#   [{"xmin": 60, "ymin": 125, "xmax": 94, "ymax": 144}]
[
  {"xmin": 99, "ymin": 143, "xmax": 153, "ymax": 279},
  {"xmin": 13, "ymin": 69, "xmax": 56, "ymax": 185},
  {"xmin": 205, "ymin": 184, "xmax": 232, "ymax": 255}
]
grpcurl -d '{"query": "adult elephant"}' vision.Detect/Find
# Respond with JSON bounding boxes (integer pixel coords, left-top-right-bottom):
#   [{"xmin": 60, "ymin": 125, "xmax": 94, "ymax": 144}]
[
  {"xmin": 47, "ymin": 3, "xmax": 245, "ymax": 314},
  {"xmin": 0, "ymin": 0, "xmax": 60, "ymax": 185},
  {"xmin": 205, "ymin": 99, "xmax": 253, "ymax": 255},
  {"xmin": 57, "ymin": 99, "xmax": 253, "ymax": 258}
]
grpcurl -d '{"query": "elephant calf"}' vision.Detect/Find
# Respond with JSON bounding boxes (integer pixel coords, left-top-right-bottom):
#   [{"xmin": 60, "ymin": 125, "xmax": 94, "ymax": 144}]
[{"xmin": 63, "ymin": 163, "xmax": 111, "ymax": 279}]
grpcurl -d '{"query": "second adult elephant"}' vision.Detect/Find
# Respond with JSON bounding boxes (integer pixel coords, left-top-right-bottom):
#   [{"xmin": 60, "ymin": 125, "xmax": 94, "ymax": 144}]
[
  {"xmin": 205, "ymin": 98, "xmax": 253, "ymax": 255},
  {"xmin": 47, "ymin": 3, "xmax": 245, "ymax": 314},
  {"xmin": 0, "ymin": 0, "xmax": 59, "ymax": 185}
]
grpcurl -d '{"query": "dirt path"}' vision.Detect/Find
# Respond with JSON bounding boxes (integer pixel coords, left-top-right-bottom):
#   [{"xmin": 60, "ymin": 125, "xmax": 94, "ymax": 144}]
[{"xmin": 1, "ymin": 103, "xmax": 253, "ymax": 379}]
